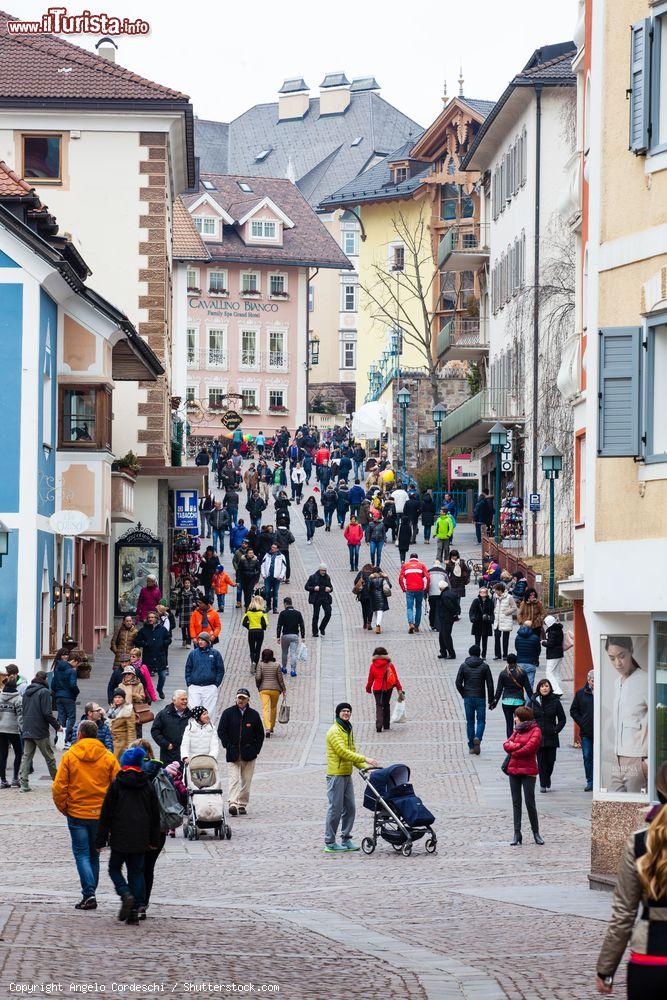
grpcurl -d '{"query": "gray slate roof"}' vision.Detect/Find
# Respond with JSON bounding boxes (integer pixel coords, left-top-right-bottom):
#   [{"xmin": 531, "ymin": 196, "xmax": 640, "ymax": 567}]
[
  {"xmin": 460, "ymin": 97, "xmax": 496, "ymax": 117},
  {"xmin": 194, "ymin": 90, "xmax": 422, "ymax": 208},
  {"xmin": 319, "ymin": 136, "xmax": 431, "ymax": 209}
]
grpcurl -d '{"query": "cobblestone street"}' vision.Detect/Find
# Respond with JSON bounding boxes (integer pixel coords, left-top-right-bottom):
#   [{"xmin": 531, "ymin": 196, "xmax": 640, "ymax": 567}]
[{"xmin": 0, "ymin": 501, "xmax": 612, "ymax": 999}]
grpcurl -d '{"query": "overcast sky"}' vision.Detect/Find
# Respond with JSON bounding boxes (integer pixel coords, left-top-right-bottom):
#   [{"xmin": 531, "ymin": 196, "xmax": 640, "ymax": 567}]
[{"xmin": 16, "ymin": 0, "xmax": 577, "ymax": 125}]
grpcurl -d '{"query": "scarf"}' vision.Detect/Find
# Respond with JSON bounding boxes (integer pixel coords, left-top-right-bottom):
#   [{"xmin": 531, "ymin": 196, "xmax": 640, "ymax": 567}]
[
  {"xmin": 336, "ymin": 717, "xmax": 352, "ymax": 734},
  {"xmin": 514, "ymin": 720, "xmax": 533, "ymax": 733}
]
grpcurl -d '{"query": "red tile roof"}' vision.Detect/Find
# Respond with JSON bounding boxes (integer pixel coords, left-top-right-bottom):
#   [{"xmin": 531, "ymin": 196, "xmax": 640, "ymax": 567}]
[
  {"xmin": 179, "ymin": 174, "xmax": 351, "ymax": 269},
  {"xmin": 0, "ymin": 158, "xmax": 35, "ymax": 197},
  {"xmin": 0, "ymin": 10, "xmax": 189, "ymax": 101},
  {"xmin": 173, "ymin": 197, "xmax": 210, "ymax": 261}
]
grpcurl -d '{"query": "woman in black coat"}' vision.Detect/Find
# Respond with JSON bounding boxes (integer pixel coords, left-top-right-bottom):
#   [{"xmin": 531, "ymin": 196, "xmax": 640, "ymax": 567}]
[
  {"xmin": 302, "ymin": 496, "xmax": 319, "ymax": 543},
  {"xmin": 382, "ymin": 498, "xmax": 397, "ymax": 541},
  {"xmin": 353, "ymin": 562, "xmax": 374, "ymax": 630},
  {"xmin": 468, "ymin": 587, "xmax": 494, "ymax": 659},
  {"xmin": 529, "ymin": 678, "xmax": 566, "ymax": 792},
  {"xmin": 134, "ymin": 613, "xmax": 172, "ymax": 699},
  {"xmin": 421, "ymin": 492, "xmax": 436, "ymax": 543},
  {"xmin": 491, "ymin": 654, "xmax": 534, "ymax": 737},
  {"xmin": 397, "ymin": 516, "xmax": 413, "ymax": 564},
  {"xmin": 445, "ymin": 550, "xmax": 471, "ymax": 599},
  {"xmin": 368, "ymin": 569, "xmax": 391, "ymax": 634}
]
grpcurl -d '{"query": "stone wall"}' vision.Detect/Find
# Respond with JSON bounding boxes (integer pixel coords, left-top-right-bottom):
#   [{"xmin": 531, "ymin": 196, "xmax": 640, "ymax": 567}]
[
  {"xmin": 390, "ymin": 370, "xmax": 468, "ymax": 472},
  {"xmin": 309, "ymin": 382, "xmax": 356, "ymax": 416}
]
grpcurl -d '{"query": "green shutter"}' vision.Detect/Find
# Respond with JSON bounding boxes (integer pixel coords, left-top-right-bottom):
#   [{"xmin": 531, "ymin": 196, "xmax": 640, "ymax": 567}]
[{"xmin": 598, "ymin": 327, "xmax": 642, "ymax": 456}]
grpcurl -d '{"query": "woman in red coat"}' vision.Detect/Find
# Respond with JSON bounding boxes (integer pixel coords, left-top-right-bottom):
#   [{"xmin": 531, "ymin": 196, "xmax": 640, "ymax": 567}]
[
  {"xmin": 503, "ymin": 705, "xmax": 544, "ymax": 846},
  {"xmin": 366, "ymin": 647, "xmax": 403, "ymax": 733},
  {"xmin": 343, "ymin": 516, "xmax": 364, "ymax": 572}
]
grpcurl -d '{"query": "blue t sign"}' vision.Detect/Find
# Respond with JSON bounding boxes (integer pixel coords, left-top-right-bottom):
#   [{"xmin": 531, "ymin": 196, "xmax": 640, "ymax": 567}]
[{"xmin": 175, "ymin": 489, "xmax": 199, "ymax": 529}]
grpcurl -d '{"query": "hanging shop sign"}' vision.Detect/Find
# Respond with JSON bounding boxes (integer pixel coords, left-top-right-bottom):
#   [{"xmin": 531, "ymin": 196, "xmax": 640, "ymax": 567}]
[{"xmin": 49, "ymin": 510, "xmax": 90, "ymax": 536}]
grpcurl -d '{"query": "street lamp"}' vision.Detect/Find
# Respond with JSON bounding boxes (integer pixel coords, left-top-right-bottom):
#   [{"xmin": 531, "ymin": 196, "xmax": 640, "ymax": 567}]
[
  {"xmin": 489, "ymin": 422, "xmax": 508, "ymax": 543},
  {"xmin": 432, "ymin": 402, "xmax": 447, "ymax": 499},
  {"xmin": 397, "ymin": 387, "xmax": 411, "ymax": 472},
  {"xmin": 541, "ymin": 444, "xmax": 563, "ymax": 607}
]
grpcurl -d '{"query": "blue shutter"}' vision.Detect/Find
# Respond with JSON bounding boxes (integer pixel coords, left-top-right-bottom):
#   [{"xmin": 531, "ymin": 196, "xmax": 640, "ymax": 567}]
[
  {"xmin": 629, "ymin": 19, "xmax": 652, "ymax": 154},
  {"xmin": 597, "ymin": 327, "xmax": 641, "ymax": 456}
]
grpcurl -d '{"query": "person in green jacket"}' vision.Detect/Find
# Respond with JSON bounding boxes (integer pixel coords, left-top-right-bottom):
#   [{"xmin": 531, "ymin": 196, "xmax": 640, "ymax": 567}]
[
  {"xmin": 324, "ymin": 702, "xmax": 378, "ymax": 853},
  {"xmin": 434, "ymin": 507, "xmax": 455, "ymax": 562}
]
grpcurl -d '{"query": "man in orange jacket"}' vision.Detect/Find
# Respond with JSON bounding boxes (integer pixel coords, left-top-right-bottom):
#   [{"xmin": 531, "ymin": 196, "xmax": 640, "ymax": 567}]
[
  {"xmin": 52, "ymin": 720, "xmax": 120, "ymax": 909},
  {"xmin": 188, "ymin": 595, "xmax": 222, "ymax": 644}
]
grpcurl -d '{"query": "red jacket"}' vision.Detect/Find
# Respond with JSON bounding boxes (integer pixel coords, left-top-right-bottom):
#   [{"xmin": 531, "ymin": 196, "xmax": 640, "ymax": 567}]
[
  {"xmin": 398, "ymin": 558, "xmax": 430, "ymax": 593},
  {"xmin": 315, "ymin": 448, "xmax": 330, "ymax": 465},
  {"xmin": 344, "ymin": 523, "xmax": 364, "ymax": 545},
  {"xmin": 503, "ymin": 723, "xmax": 542, "ymax": 776},
  {"xmin": 366, "ymin": 657, "xmax": 403, "ymax": 693}
]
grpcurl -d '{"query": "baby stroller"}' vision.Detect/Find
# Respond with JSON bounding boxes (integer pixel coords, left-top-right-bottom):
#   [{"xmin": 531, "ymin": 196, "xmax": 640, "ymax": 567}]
[
  {"xmin": 360, "ymin": 764, "xmax": 437, "ymax": 857},
  {"xmin": 183, "ymin": 754, "xmax": 231, "ymax": 841}
]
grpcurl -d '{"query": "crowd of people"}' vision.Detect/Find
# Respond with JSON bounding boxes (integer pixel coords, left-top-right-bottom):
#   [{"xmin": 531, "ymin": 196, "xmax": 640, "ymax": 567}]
[{"xmin": 2, "ymin": 424, "xmax": 666, "ymax": 996}]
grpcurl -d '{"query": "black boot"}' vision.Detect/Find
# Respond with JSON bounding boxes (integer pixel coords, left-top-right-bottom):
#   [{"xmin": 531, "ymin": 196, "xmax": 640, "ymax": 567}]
[
  {"xmin": 533, "ymin": 831, "xmax": 545, "ymax": 845},
  {"xmin": 510, "ymin": 832, "xmax": 522, "ymax": 846}
]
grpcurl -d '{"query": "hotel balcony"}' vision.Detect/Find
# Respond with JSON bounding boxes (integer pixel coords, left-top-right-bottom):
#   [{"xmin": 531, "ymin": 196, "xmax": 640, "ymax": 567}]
[
  {"xmin": 436, "ymin": 317, "xmax": 489, "ymax": 362},
  {"xmin": 442, "ymin": 386, "xmax": 524, "ymax": 449},
  {"xmin": 187, "ymin": 349, "xmax": 289, "ymax": 373},
  {"xmin": 111, "ymin": 470, "xmax": 135, "ymax": 523},
  {"xmin": 438, "ymin": 223, "xmax": 490, "ymax": 272}
]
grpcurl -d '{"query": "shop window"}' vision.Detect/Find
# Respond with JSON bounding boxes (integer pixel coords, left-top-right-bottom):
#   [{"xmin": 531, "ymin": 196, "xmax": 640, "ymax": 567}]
[
  {"xmin": 599, "ymin": 634, "xmax": 649, "ymax": 796},
  {"xmin": 58, "ymin": 385, "xmax": 112, "ymax": 450}
]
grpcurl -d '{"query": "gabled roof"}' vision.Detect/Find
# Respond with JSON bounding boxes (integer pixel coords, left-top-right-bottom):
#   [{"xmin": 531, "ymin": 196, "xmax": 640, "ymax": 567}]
[
  {"xmin": 0, "ymin": 159, "xmax": 34, "ymax": 197},
  {"xmin": 195, "ymin": 89, "xmax": 422, "ymax": 208},
  {"xmin": 409, "ymin": 95, "xmax": 493, "ymax": 162},
  {"xmin": 173, "ymin": 198, "xmax": 209, "ymax": 262},
  {"xmin": 320, "ymin": 136, "xmax": 431, "ymax": 210},
  {"xmin": 461, "ymin": 44, "xmax": 576, "ymax": 171},
  {"xmin": 236, "ymin": 196, "xmax": 294, "ymax": 228},
  {"xmin": 0, "ymin": 10, "xmax": 188, "ymax": 100},
  {"xmin": 187, "ymin": 192, "xmax": 234, "ymax": 225},
  {"xmin": 178, "ymin": 174, "xmax": 352, "ymax": 270}
]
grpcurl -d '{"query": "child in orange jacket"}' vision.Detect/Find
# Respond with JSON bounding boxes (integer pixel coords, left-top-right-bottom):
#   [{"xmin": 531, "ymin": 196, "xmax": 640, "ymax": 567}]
[{"xmin": 211, "ymin": 565, "xmax": 235, "ymax": 613}]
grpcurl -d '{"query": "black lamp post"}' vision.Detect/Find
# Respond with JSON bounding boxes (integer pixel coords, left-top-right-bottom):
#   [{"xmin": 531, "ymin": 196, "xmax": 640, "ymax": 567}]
[
  {"xmin": 397, "ymin": 387, "xmax": 411, "ymax": 472},
  {"xmin": 432, "ymin": 402, "xmax": 447, "ymax": 498},
  {"xmin": 541, "ymin": 445, "xmax": 563, "ymax": 607},
  {"xmin": 489, "ymin": 422, "xmax": 508, "ymax": 543}
]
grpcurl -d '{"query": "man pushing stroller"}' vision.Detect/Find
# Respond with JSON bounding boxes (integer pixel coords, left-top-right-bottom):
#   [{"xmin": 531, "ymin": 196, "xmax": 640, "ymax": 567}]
[{"xmin": 324, "ymin": 702, "xmax": 379, "ymax": 853}]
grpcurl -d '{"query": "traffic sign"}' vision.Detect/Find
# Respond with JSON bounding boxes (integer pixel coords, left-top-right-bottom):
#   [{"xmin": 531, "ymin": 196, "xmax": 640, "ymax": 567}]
[
  {"xmin": 529, "ymin": 493, "xmax": 541, "ymax": 512},
  {"xmin": 221, "ymin": 409, "xmax": 242, "ymax": 430},
  {"xmin": 175, "ymin": 489, "xmax": 199, "ymax": 529}
]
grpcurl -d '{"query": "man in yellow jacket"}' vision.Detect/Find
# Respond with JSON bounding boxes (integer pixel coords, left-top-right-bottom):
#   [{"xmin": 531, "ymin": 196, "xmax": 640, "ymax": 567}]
[
  {"xmin": 324, "ymin": 702, "xmax": 378, "ymax": 853},
  {"xmin": 52, "ymin": 720, "xmax": 120, "ymax": 909}
]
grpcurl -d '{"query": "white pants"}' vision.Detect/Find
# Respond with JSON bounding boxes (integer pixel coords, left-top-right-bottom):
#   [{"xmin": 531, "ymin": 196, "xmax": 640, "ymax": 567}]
[
  {"xmin": 227, "ymin": 759, "xmax": 256, "ymax": 808},
  {"xmin": 545, "ymin": 658, "xmax": 564, "ymax": 696},
  {"xmin": 188, "ymin": 684, "xmax": 219, "ymax": 722},
  {"xmin": 372, "ymin": 610, "xmax": 384, "ymax": 628}
]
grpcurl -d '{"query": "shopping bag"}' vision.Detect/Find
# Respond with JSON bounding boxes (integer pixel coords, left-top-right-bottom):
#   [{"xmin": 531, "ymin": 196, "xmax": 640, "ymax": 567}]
[
  {"xmin": 391, "ymin": 697, "xmax": 407, "ymax": 724},
  {"xmin": 297, "ymin": 642, "xmax": 308, "ymax": 663},
  {"xmin": 563, "ymin": 629, "xmax": 574, "ymax": 652},
  {"xmin": 278, "ymin": 701, "xmax": 290, "ymax": 724}
]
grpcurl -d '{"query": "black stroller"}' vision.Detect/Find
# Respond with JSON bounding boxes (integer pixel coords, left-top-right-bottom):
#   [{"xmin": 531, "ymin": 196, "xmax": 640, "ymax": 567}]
[{"xmin": 360, "ymin": 764, "xmax": 437, "ymax": 857}]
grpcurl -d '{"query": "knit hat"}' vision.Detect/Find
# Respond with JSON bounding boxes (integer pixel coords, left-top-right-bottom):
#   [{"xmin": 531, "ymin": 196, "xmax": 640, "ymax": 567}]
[
  {"xmin": 120, "ymin": 747, "xmax": 146, "ymax": 769},
  {"xmin": 197, "ymin": 632, "xmax": 212, "ymax": 643},
  {"xmin": 121, "ymin": 664, "xmax": 136, "ymax": 677},
  {"xmin": 191, "ymin": 705, "xmax": 209, "ymax": 723},
  {"xmin": 157, "ymin": 600, "xmax": 168, "ymax": 609},
  {"xmin": 335, "ymin": 702, "xmax": 352, "ymax": 717},
  {"xmin": 469, "ymin": 644, "xmax": 481, "ymax": 657},
  {"xmin": 113, "ymin": 688, "xmax": 126, "ymax": 699},
  {"xmin": 544, "ymin": 615, "xmax": 557, "ymax": 629}
]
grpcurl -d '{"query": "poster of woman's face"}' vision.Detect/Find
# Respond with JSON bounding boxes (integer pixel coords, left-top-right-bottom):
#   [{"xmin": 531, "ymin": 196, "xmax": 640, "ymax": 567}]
[
  {"xmin": 117, "ymin": 544, "xmax": 161, "ymax": 615},
  {"xmin": 599, "ymin": 634, "xmax": 649, "ymax": 795}
]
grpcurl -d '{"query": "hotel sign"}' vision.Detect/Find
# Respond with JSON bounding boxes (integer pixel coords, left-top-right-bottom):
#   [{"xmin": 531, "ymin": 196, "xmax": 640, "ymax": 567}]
[{"xmin": 189, "ymin": 297, "xmax": 280, "ymax": 313}]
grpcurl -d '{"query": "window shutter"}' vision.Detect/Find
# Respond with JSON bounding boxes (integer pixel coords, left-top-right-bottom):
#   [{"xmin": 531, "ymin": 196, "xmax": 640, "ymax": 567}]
[
  {"xmin": 597, "ymin": 327, "xmax": 642, "ymax": 456},
  {"xmin": 629, "ymin": 19, "xmax": 652, "ymax": 154}
]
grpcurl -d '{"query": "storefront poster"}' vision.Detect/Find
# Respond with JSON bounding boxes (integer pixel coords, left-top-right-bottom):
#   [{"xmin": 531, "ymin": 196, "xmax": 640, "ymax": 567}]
[
  {"xmin": 599, "ymin": 634, "xmax": 649, "ymax": 795},
  {"xmin": 114, "ymin": 526, "xmax": 162, "ymax": 616}
]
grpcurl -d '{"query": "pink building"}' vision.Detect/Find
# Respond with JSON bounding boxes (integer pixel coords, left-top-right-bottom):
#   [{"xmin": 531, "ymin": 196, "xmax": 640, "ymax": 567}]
[{"xmin": 173, "ymin": 174, "xmax": 350, "ymax": 441}]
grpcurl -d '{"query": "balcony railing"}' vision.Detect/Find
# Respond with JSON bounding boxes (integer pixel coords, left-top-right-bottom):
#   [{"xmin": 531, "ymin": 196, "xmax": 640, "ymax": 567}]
[
  {"xmin": 187, "ymin": 349, "xmax": 289, "ymax": 372},
  {"xmin": 111, "ymin": 470, "xmax": 135, "ymax": 523},
  {"xmin": 442, "ymin": 386, "xmax": 524, "ymax": 444},
  {"xmin": 436, "ymin": 318, "xmax": 489, "ymax": 358},
  {"xmin": 438, "ymin": 223, "xmax": 490, "ymax": 267}
]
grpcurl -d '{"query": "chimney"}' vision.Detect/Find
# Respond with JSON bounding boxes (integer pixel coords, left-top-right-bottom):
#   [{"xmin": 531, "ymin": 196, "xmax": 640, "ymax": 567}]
[
  {"xmin": 319, "ymin": 73, "xmax": 351, "ymax": 116},
  {"xmin": 278, "ymin": 78, "xmax": 310, "ymax": 121},
  {"xmin": 95, "ymin": 36, "xmax": 118, "ymax": 62}
]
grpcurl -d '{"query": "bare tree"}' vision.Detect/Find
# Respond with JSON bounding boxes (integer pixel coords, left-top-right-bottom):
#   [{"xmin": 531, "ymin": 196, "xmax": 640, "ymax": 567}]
[{"xmin": 360, "ymin": 206, "xmax": 444, "ymax": 405}]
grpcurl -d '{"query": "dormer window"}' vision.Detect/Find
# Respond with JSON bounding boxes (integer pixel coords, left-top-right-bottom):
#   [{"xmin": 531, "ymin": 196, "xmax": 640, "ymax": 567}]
[
  {"xmin": 392, "ymin": 165, "xmax": 408, "ymax": 184},
  {"xmin": 194, "ymin": 216, "xmax": 217, "ymax": 238},
  {"xmin": 251, "ymin": 219, "xmax": 277, "ymax": 240}
]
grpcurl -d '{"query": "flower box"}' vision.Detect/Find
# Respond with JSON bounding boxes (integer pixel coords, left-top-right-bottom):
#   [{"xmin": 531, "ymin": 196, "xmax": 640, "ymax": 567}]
[
  {"xmin": 187, "ymin": 286, "xmax": 201, "ymax": 295},
  {"xmin": 241, "ymin": 289, "xmax": 261, "ymax": 297},
  {"xmin": 270, "ymin": 291, "xmax": 290, "ymax": 299},
  {"xmin": 268, "ymin": 405, "xmax": 289, "ymax": 414},
  {"xmin": 242, "ymin": 405, "xmax": 260, "ymax": 413},
  {"xmin": 208, "ymin": 402, "xmax": 224, "ymax": 411},
  {"xmin": 209, "ymin": 288, "xmax": 228, "ymax": 296}
]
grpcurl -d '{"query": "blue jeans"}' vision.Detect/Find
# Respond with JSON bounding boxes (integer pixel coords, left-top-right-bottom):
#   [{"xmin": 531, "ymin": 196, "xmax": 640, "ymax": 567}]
[
  {"xmin": 108, "ymin": 849, "xmax": 145, "ymax": 907},
  {"xmin": 519, "ymin": 663, "xmax": 536, "ymax": 700},
  {"xmin": 369, "ymin": 539, "xmax": 383, "ymax": 566},
  {"xmin": 56, "ymin": 697, "xmax": 77, "ymax": 743},
  {"xmin": 324, "ymin": 509, "xmax": 334, "ymax": 528},
  {"xmin": 336, "ymin": 511, "xmax": 346, "ymax": 527},
  {"xmin": 227, "ymin": 508, "xmax": 238, "ymax": 526},
  {"xmin": 423, "ymin": 524, "xmax": 432, "ymax": 542},
  {"xmin": 354, "ymin": 461, "xmax": 363, "ymax": 480},
  {"xmin": 305, "ymin": 520, "xmax": 315, "ymax": 541},
  {"xmin": 236, "ymin": 583, "xmax": 243, "ymax": 605},
  {"xmin": 212, "ymin": 527, "xmax": 225, "ymax": 553},
  {"xmin": 263, "ymin": 577, "xmax": 280, "ymax": 612},
  {"xmin": 348, "ymin": 543, "xmax": 360, "ymax": 570},
  {"xmin": 156, "ymin": 668, "xmax": 168, "ymax": 698},
  {"xmin": 215, "ymin": 593, "xmax": 226, "ymax": 611},
  {"xmin": 463, "ymin": 696, "xmax": 486, "ymax": 748},
  {"xmin": 406, "ymin": 591, "xmax": 424, "ymax": 627},
  {"xmin": 199, "ymin": 512, "xmax": 211, "ymax": 537},
  {"xmin": 581, "ymin": 735, "xmax": 593, "ymax": 786},
  {"xmin": 67, "ymin": 816, "xmax": 99, "ymax": 899},
  {"xmin": 251, "ymin": 517, "xmax": 262, "ymax": 530}
]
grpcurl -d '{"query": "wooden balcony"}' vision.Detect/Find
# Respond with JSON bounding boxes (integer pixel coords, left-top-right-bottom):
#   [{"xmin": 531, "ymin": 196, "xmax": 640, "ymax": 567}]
[{"xmin": 111, "ymin": 470, "xmax": 135, "ymax": 523}]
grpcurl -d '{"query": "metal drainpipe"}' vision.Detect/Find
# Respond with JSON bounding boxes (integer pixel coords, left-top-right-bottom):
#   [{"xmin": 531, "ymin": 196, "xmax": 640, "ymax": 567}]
[{"xmin": 531, "ymin": 84, "xmax": 542, "ymax": 557}]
